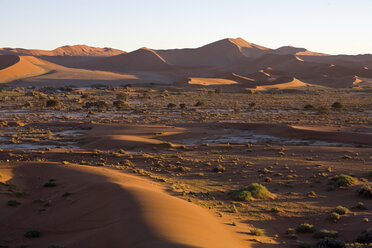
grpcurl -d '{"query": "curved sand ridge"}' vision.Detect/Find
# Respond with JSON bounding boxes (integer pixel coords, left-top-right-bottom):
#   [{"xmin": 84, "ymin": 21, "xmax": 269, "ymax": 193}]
[
  {"xmin": 0, "ymin": 56, "xmax": 51, "ymax": 83},
  {"xmin": 0, "ymin": 163, "xmax": 245, "ymax": 248},
  {"xmin": 0, "ymin": 55, "xmax": 138, "ymax": 85},
  {"xmin": 187, "ymin": 77, "xmax": 238, "ymax": 86},
  {"xmin": 252, "ymin": 77, "xmax": 324, "ymax": 91}
]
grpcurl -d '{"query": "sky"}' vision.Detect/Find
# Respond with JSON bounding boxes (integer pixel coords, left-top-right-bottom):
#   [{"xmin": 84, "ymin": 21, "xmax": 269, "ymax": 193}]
[{"xmin": 1, "ymin": 0, "xmax": 371, "ymax": 55}]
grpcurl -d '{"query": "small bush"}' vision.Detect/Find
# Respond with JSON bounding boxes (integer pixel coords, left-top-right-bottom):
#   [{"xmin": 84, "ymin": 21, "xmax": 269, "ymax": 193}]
[
  {"xmin": 332, "ymin": 206, "xmax": 350, "ymax": 215},
  {"xmin": 328, "ymin": 174, "xmax": 357, "ymax": 188},
  {"xmin": 356, "ymin": 228, "xmax": 372, "ymax": 244},
  {"xmin": 7, "ymin": 200, "xmax": 21, "ymax": 207},
  {"xmin": 46, "ymin": 99, "xmax": 61, "ymax": 108},
  {"xmin": 355, "ymin": 202, "xmax": 367, "ymax": 210},
  {"xmin": 313, "ymin": 229, "xmax": 339, "ymax": 239},
  {"xmin": 228, "ymin": 183, "xmax": 271, "ymax": 201},
  {"xmin": 179, "ymin": 103, "xmax": 186, "ymax": 109},
  {"xmin": 167, "ymin": 103, "xmax": 177, "ymax": 108},
  {"xmin": 250, "ymin": 228, "xmax": 264, "ymax": 236},
  {"xmin": 25, "ymin": 230, "xmax": 41, "ymax": 238},
  {"xmin": 328, "ymin": 212, "xmax": 341, "ymax": 222},
  {"xmin": 304, "ymin": 104, "xmax": 316, "ymax": 110},
  {"xmin": 358, "ymin": 185, "xmax": 372, "ymax": 199},
  {"xmin": 44, "ymin": 179, "xmax": 57, "ymax": 187},
  {"xmin": 212, "ymin": 165, "xmax": 226, "ymax": 173},
  {"xmin": 315, "ymin": 238, "xmax": 345, "ymax": 248},
  {"xmin": 113, "ymin": 100, "xmax": 127, "ymax": 109},
  {"xmin": 332, "ymin": 102, "xmax": 344, "ymax": 109},
  {"xmin": 195, "ymin": 101, "xmax": 206, "ymax": 107},
  {"xmin": 296, "ymin": 223, "xmax": 316, "ymax": 233}
]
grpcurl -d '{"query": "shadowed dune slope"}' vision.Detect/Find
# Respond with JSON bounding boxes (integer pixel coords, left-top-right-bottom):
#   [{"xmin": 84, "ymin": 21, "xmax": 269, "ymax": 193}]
[
  {"xmin": 82, "ymin": 48, "xmax": 171, "ymax": 72},
  {"xmin": 0, "ymin": 163, "xmax": 245, "ymax": 248},
  {"xmin": 0, "ymin": 55, "xmax": 20, "ymax": 70},
  {"xmin": 156, "ymin": 38, "xmax": 258, "ymax": 67}
]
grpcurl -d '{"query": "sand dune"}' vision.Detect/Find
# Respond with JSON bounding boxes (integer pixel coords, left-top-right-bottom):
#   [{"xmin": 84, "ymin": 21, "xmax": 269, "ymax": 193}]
[
  {"xmin": 187, "ymin": 77, "xmax": 238, "ymax": 86},
  {"xmin": 0, "ymin": 45, "xmax": 124, "ymax": 57},
  {"xmin": 0, "ymin": 55, "xmax": 138, "ymax": 86},
  {"xmin": 0, "ymin": 163, "xmax": 244, "ymax": 248},
  {"xmin": 0, "ymin": 56, "xmax": 51, "ymax": 83},
  {"xmin": 156, "ymin": 38, "xmax": 254, "ymax": 67},
  {"xmin": 251, "ymin": 77, "xmax": 324, "ymax": 91},
  {"xmin": 0, "ymin": 55, "xmax": 20, "ymax": 70},
  {"xmin": 81, "ymin": 124, "xmax": 186, "ymax": 150},
  {"xmin": 274, "ymin": 46, "xmax": 328, "ymax": 56}
]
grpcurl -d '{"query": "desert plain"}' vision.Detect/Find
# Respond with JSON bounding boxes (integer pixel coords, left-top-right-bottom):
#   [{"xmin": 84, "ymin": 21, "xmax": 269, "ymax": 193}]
[{"xmin": 0, "ymin": 38, "xmax": 371, "ymax": 248}]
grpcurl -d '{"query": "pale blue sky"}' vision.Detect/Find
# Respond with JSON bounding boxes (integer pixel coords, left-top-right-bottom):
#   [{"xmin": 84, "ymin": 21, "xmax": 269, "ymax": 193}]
[{"xmin": 1, "ymin": 0, "xmax": 371, "ymax": 55}]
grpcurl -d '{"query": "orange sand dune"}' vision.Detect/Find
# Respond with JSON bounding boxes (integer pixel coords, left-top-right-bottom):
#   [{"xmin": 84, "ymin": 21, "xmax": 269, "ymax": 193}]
[
  {"xmin": 0, "ymin": 45, "xmax": 124, "ymax": 57},
  {"xmin": 0, "ymin": 55, "xmax": 20, "ymax": 70},
  {"xmin": 156, "ymin": 38, "xmax": 256, "ymax": 67},
  {"xmin": 0, "ymin": 163, "xmax": 245, "ymax": 248},
  {"xmin": 81, "ymin": 124, "xmax": 186, "ymax": 150},
  {"xmin": 0, "ymin": 55, "xmax": 138, "ymax": 86},
  {"xmin": 217, "ymin": 72, "xmax": 256, "ymax": 84},
  {"xmin": 0, "ymin": 56, "xmax": 51, "ymax": 83},
  {"xmin": 274, "ymin": 46, "xmax": 328, "ymax": 56},
  {"xmin": 187, "ymin": 77, "xmax": 238, "ymax": 86},
  {"xmin": 251, "ymin": 77, "xmax": 325, "ymax": 91}
]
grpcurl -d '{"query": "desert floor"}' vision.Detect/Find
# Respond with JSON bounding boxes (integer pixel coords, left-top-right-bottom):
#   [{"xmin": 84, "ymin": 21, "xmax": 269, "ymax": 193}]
[{"xmin": 0, "ymin": 86, "xmax": 371, "ymax": 247}]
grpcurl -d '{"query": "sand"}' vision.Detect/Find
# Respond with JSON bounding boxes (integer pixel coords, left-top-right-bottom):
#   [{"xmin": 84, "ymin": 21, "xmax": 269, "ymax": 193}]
[
  {"xmin": 0, "ymin": 162, "xmax": 245, "ymax": 248},
  {"xmin": 0, "ymin": 45, "xmax": 124, "ymax": 57}
]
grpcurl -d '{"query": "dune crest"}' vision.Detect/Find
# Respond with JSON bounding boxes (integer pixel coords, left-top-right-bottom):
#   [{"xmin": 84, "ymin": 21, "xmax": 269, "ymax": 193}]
[{"xmin": 0, "ymin": 163, "xmax": 245, "ymax": 248}]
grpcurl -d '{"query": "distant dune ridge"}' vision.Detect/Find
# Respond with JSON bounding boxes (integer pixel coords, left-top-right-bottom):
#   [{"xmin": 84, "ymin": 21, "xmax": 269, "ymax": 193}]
[{"xmin": 1, "ymin": 37, "xmax": 372, "ymax": 89}]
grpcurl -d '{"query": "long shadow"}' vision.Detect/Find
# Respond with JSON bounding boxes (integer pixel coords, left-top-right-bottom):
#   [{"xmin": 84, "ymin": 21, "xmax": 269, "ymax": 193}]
[{"xmin": 0, "ymin": 163, "xmax": 197, "ymax": 248}]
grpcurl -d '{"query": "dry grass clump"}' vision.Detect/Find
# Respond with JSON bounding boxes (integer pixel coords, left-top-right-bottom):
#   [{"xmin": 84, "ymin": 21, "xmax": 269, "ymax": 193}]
[
  {"xmin": 328, "ymin": 174, "xmax": 357, "ymax": 189},
  {"xmin": 228, "ymin": 183, "xmax": 271, "ymax": 201}
]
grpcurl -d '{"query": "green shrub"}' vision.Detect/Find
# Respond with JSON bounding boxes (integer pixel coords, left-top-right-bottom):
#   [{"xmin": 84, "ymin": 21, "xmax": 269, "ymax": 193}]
[
  {"xmin": 228, "ymin": 183, "xmax": 271, "ymax": 201},
  {"xmin": 313, "ymin": 229, "xmax": 339, "ymax": 239},
  {"xmin": 46, "ymin": 99, "xmax": 61, "ymax": 108},
  {"xmin": 43, "ymin": 179, "xmax": 57, "ymax": 187},
  {"xmin": 250, "ymin": 228, "xmax": 264, "ymax": 236},
  {"xmin": 25, "ymin": 230, "xmax": 41, "ymax": 238},
  {"xmin": 356, "ymin": 228, "xmax": 372, "ymax": 244},
  {"xmin": 332, "ymin": 102, "xmax": 344, "ymax": 109},
  {"xmin": 328, "ymin": 174, "xmax": 357, "ymax": 188},
  {"xmin": 328, "ymin": 212, "xmax": 341, "ymax": 222},
  {"xmin": 332, "ymin": 206, "xmax": 350, "ymax": 215},
  {"xmin": 315, "ymin": 238, "xmax": 345, "ymax": 248},
  {"xmin": 296, "ymin": 223, "xmax": 316, "ymax": 233},
  {"xmin": 358, "ymin": 185, "xmax": 372, "ymax": 199},
  {"xmin": 7, "ymin": 200, "xmax": 21, "ymax": 207}
]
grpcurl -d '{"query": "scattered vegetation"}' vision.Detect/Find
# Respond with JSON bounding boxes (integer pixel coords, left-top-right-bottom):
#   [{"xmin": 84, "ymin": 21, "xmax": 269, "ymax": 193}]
[
  {"xmin": 328, "ymin": 174, "xmax": 357, "ymax": 189},
  {"xmin": 296, "ymin": 223, "xmax": 316, "ymax": 233},
  {"xmin": 228, "ymin": 183, "xmax": 271, "ymax": 201}
]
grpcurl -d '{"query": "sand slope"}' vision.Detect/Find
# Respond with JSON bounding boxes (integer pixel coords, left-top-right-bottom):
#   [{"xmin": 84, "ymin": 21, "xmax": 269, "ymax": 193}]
[
  {"xmin": 156, "ymin": 38, "xmax": 256, "ymax": 67},
  {"xmin": 0, "ymin": 56, "xmax": 51, "ymax": 83},
  {"xmin": 81, "ymin": 124, "xmax": 186, "ymax": 150},
  {"xmin": 0, "ymin": 55, "xmax": 138, "ymax": 86},
  {"xmin": 0, "ymin": 163, "xmax": 244, "ymax": 248},
  {"xmin": 251, "ymin": 77, "xmax": 325, "ymax": 91}
]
